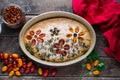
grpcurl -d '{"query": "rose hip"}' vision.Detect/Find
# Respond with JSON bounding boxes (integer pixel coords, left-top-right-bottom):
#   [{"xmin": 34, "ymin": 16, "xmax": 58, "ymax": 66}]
[{"xmin": 43, "ymin": 69, "xmax": 49, "ymax": 77}]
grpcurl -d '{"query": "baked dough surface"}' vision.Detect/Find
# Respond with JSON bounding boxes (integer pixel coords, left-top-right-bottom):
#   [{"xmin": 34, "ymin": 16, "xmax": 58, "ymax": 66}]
[{"xmin": 24, "ymin": 18, "xmax": 91, "ymax": 62}]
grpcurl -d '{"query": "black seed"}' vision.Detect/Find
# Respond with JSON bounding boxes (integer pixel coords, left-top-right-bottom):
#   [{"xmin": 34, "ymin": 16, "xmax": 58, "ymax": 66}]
[
  {"xmin": 57, "ymin": 30, "xmax": 60, "ymax": 32},
  {"xmin": 51, "ymin": 34, "xmax": 54, "ymax": 36},
  {"xmin": 34, "ymin": 35, "xmax": 37, "ymax": 38},
  {"xmin": 50, "ymin": 29, "xmax": 53, "ymax": 32},
  {"xmin": 73, "ymin": 33, "xmax": 77, "ymax": 37},
  {"xmin": 54, "ymin": 28, "xmax": 57, "ymax": 30}
]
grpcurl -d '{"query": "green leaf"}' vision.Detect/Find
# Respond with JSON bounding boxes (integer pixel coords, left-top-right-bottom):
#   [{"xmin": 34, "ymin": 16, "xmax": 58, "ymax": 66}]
[
  {"xmin": 82, "ymin": 64, "xmax": 86, "ymax": 68},
  {"xmin": 88, "ymin": 71, "xmax": 93, "ymax": 75},
  {"xmin": 80, "ymin": 74, "xmax": 82, "ymax": 80},
  {"xmin": 95, "ymin": 62, "xmax": 105, "ymax": 71},
  {"xmin": 89, "ymin": 50, "xmax": 100, "ymax": 61}
]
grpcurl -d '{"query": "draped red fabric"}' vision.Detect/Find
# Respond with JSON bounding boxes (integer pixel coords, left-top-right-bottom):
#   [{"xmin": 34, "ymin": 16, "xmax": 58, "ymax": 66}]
[{"xmin": 72, "ymin": 0, "xmax": 120, "ymax": 62}]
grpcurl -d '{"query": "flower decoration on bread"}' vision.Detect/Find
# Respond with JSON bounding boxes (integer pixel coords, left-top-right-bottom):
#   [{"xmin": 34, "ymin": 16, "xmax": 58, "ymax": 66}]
[
  {"xmin": 26, "ymin": 29, "xmax": 46, "ymax": 46},
  {"xmin": 66, "ymin": 26, "xmax": 85, "ymax": 43}
]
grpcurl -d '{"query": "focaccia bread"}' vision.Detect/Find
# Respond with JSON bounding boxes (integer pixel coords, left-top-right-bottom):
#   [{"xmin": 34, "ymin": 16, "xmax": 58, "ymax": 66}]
[{"xmin": 24, "ymin": 18, "xmax": 91, "ymax": 62}]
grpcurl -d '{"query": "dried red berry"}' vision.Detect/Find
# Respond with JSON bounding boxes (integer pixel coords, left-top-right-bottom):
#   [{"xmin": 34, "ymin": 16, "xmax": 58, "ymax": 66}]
[
  {"xmin": 54, "ymin": 43, "xmax": 60, "ymax": 48},
  {"xmin": 36, "ymin": 30, "xmax": 41, "ymax": 35},
  {"xmin": 59, "ymin": 39, "xmax": 65, "ymax": 45},
  {"xmin": 30, "ymin": 31, "xmax": 34, "ymax": 36},
  {"xmin": 39, "ymin": 33, "xmax": 45, "ymax": 37},
  {"xmin": 26, "ymin": 35, "xmax": 32, "ymax": 40},
  {"xmin": 37, "ymin": 37, "xmax": 44, "ymax": 43},
  {"xmin": 56, "ymin": 48, "xmax": 61, "ymax": 54},
  {"xmin": 43, "ymin": 69, "xmax": 49, "ymax": 77},
  {"xmin": 64, "ymin": 44, "xmax": 70, "ymax": 50},
  {"xmin": 31, "ymin": 39, "xmax": 36, "ymax": 46},
  {"xmin": 61, "ymin": 51, "xmax": 67, "ymax": 56}
]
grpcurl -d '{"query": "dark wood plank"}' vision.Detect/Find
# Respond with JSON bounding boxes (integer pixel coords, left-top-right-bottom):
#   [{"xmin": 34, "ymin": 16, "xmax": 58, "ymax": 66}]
[
  {"xmin": 0, "ymin": 76, "xmax": 120, "ymax": 80},
  {"xmin": 0, "ymin": 0, "xmax": 120, "ymax": 80},
  {"xmin": 0, "ymin": 0, "xmax": 72, "ymax": 15}
]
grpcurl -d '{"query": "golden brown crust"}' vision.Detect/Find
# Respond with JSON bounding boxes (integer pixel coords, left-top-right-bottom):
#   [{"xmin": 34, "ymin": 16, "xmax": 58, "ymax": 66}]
[{"xmin": 24, "ymin": 18, "xmax": 91, "ymax": 63}]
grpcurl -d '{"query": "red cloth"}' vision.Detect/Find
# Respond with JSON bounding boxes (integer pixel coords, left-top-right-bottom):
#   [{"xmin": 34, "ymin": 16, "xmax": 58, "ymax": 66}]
[{"xmin": 72, "ymin": 0, "xmax": 120, "ymax": 62}]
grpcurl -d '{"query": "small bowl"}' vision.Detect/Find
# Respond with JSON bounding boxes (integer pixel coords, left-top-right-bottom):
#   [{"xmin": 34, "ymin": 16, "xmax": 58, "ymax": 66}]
[{"xmin": 19, "ymin": 11, "xmax": 96, "ymax": 66}]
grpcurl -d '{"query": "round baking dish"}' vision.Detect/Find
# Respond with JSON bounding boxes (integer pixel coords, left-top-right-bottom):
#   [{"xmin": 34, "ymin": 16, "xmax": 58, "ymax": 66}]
[{"xmin": 19, "ymin": 11, "xmax": 96, "ymax": 66}]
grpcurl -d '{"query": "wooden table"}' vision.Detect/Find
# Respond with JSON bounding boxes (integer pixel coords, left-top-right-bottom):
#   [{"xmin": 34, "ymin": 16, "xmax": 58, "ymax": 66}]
[{"xmin": 0, "ymin": 0, "xmax": 120, "ymax": 80}]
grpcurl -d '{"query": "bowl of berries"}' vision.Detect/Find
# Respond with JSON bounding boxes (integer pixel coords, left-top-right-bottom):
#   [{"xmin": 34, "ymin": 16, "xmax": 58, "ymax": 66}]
[{"xmin": 19, "ymin": 11, "xmax": 96, "ymax": 66}]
